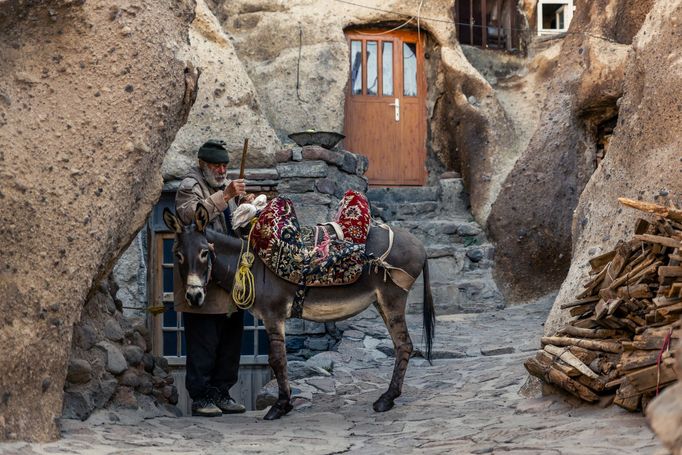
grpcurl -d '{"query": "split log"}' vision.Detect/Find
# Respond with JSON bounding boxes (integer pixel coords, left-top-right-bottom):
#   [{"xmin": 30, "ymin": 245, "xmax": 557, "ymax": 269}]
[
  {"xmin": 653, "ymin": 296, "xmax": 682, "ymax": 308},
  {"xmin": 658, "ymin": 302, "xmax": 682, "ymax": 317},
  {"xmin": 622, "ymin": 356, "xmax": 678, "ymax": 394},
  {"xmin": 667, "ymin": 283, "xmax": 682, "ymax": 297},
  {"xmin": 524, "ymin": 357, "xmax": 600, "ymax": 402},
  {"xmin": 658, "ymin": 266, "xmax": 682, "ymax": 277},
  {"xmin": 589, "ymin": 250, "xmax": 616, "ymax": 273},
  {"xmin": 543, "ymin": 345, "xmax": 600, "ymax": 379},
  {"xmin": 560, "ymin": 295, "xmax": 601, "ymax": 309},
  {"xmin": 618, "ymin": 198, "xmax": 682, "ymax": 223},
  {"xmin": 601, "ymin": 242, "xmax": 631, "ymax": 289},
  {"xmin": 558, "ymin": 326, "xmax": 620, "ymax": 339},
  {"xmin": 618, "ymin": 350, "xmax": 660, "ymax": 371},
  {"xmin": 614, "ymin": 383, "xmax": 642, "ymax": 411},
  {"xmin": 616, "ymin": 284, "xmax": 652, "ymax": 299},
  {"xmin": 570, "ymin": 303, "xmax": 596, "ymax": 318},
  {"xmin": 540, "ymin": 336, "xmax": 622, "ymax": 353},
  {"xmin": 577, "ymin": 265, "xmax": 609, "ymax": 299},
  {"xmin": 634, "ymin": 234, "xmax": 682, "ymax": 250}
]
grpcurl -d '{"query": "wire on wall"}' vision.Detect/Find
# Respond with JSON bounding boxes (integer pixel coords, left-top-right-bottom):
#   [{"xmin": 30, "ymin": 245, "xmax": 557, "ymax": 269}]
[{"xmin": 330, "ymin": 0, "xmax": 619, "ymax": 43}]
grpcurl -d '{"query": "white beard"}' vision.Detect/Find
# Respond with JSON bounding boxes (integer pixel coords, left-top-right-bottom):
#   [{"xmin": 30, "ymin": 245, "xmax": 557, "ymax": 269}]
[{"xmin": 200, "ymin": 165, "xmax": 227, "ymax": 189}]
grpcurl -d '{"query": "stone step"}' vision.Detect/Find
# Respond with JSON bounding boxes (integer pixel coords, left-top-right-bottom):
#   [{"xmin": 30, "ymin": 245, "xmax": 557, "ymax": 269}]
[
  {"xmin": 426, "ymin": 243, "xmax": 495, "ymax": 263},
  {"xmin": 367, "ymin": 186, "xmax": 440, "ymax": 204},
  {"xmin": 388, "ymin": 219, "xmax": 484, "ymax": 238},
  {"xmin": 371, "ymin": 200, "xmax": 439, "ymax": 221}
]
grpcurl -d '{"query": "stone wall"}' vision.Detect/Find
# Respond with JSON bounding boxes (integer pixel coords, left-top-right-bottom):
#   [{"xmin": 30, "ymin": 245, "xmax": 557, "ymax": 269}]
[{"xmin": 63, "ymin": 278, "xmax": 178, "ymax": 421}]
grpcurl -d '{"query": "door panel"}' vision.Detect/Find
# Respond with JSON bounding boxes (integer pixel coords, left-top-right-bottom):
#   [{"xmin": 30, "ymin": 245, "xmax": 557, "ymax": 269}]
[{"xmin": 344, "ymin": 30, "xmax": 426, "ymax": 186}]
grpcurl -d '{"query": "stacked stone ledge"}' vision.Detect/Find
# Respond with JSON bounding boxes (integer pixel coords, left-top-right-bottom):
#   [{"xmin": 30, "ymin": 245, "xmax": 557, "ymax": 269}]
[
  {"xmin": 63, "ymin": 278, "xmax": 179, "ymax": 421},
  {"xmin": 270, "ymin": 145, "xmax": 369, "ymax": 358}
]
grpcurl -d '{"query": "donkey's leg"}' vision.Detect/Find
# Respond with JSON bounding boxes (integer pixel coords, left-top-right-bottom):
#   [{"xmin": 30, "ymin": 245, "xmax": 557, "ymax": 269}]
[
  {"xmin": 373, "ymin": 291, "xmax": 413, "ymax": 412},
  {"xmin": 263, "ymin": 319, "xmax": 293, "ymax": 420}
]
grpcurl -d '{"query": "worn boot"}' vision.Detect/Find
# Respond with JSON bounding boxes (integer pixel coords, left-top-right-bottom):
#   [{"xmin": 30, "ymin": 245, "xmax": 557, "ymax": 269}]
[
  {"xmin": 191, "ymin": 397, "xmax": 222, "ymax": 417},
  {"xmin": 215, "ymin": 393, "xmax": 246, "ymax": 414}
]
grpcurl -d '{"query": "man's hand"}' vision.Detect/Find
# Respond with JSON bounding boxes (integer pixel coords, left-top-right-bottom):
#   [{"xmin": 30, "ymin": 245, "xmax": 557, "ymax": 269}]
[
  {"xmin": 243, "ymin": 193, "xmax": 256, "ymax": 203},
  {"xmin": 223, "ymin": 179, "xmax": 246, "ymax": 202}
]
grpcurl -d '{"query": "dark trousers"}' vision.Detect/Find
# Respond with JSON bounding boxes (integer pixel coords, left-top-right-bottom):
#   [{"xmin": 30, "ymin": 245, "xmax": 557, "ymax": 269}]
[{"xmin": 183, "ymin": 310, "xmax": 244, "ymax": 400}]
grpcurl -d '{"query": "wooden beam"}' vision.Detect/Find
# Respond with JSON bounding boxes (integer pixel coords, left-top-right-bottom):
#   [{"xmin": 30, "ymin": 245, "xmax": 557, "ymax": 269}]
[{"xmin": 618, "ymin": 197, "xmax": 682, "ymax": 223}]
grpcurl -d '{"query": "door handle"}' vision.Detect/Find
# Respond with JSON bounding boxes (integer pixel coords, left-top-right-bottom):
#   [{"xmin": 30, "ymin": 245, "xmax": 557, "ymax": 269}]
[{"xmin": 389, "ymin": 98, "xmax": 400, "ymax": 121}]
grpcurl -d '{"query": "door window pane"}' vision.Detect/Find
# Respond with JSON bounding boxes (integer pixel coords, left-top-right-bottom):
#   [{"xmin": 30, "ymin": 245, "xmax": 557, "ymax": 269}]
[
  {"xmin": 163, "ymin": 307, "xmax": 177, "ymax": 327},
  {"xmin": 350, "ymin": 40, "xmax": 362, "ymax": 95},
  {"xmin": 163, "ymin": 331, "xmax": 177, "ymax": 356},
  {"xmin": 382, "ymin": 42, "xmax": 393, "ymax": 96},
  {"xmin": 366, "ymin": 41, "xmax": 378, "ymax": 96},
  {"xmin": 403, "ymin": 42, "xmax": 417, "ymax": 97},
  {"xmin": 258, "ymin": 330, "xmax": 269, "ymax": 355},
  {"xmin": 163, "ymin": 238, "xmax": 174, "ymax": 263},
  {"xmin": 162, "ymin": 267, "xmax": 174, "ymax": 292}
]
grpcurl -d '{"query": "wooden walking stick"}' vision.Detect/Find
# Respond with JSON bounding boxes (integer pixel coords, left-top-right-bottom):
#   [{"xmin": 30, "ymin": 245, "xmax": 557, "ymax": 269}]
[{"xmin": 239, "ymin": 138, "xmax": 249, "ymax": 180}]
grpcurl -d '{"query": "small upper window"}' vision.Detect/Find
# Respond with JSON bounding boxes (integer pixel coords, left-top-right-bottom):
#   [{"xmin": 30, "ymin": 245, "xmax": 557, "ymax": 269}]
[{"xmin": 537, "ymin": 1, "xmax": 574, "ymax": 36}]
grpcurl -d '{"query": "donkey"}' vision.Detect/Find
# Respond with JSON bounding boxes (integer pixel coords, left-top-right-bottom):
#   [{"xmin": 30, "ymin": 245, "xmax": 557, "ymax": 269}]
[{"xmin": 163, "ymin": 204, "xmax": 435, "ymax": 420}]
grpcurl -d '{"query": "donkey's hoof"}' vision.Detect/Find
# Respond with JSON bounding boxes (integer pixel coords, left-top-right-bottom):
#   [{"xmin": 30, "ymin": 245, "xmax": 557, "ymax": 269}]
[
  {"xmin": 263, "ymin": 402, "xmax": 293, "ymax": 420},
  {"xmin": 373, "ymin": 397, "xmax": 395, "ymax": 412}
]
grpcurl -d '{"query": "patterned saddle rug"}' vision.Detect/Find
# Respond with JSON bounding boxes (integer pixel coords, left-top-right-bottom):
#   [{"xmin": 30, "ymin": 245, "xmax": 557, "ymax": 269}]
[{"xmin": 251, "ymin": 190, "xmax": 372, "ymax": 287}]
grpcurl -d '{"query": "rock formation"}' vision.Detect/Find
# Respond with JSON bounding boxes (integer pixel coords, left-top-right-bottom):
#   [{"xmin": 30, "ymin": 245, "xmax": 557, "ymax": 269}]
[
  {"xmin": 538, "ymin": 0, "xmax": 682, "ymax": 447},
  {"xmin": 488, "ymin": 0, "xmax": 655, "ymax": 303},
  {"xmin": 0, "ymin": 0, "xmax": 197, "ymax": 441},
  {"xmin": 162, "ymin": 0, "xmax": 281, "ymax": 179},
  {"xmin": 544, "ymin": 0, "xmax": 681, "ymax": 332}
]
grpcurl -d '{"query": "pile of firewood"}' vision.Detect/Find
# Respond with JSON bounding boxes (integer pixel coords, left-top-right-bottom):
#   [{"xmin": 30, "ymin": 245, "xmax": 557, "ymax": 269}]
[{"xmin": 525, "ymin": 198, "xmax": 681, "ymax": 411}]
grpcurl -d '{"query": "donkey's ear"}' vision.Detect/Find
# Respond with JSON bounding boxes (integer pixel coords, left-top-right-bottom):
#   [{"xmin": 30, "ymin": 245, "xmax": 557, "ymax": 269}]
[
  {"xmin": 195, "ymin": 203, "xmax": 210, "ymax": 232},
  {"xmin": 163, "ymin": 208, "xmax": 182, "ymax": 233}
]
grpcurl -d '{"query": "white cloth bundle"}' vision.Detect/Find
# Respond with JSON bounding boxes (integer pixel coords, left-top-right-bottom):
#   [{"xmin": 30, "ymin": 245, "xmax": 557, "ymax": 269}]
[{"xmin": 232, "ymin": 194, "xmax": 268, "ymax": 229}]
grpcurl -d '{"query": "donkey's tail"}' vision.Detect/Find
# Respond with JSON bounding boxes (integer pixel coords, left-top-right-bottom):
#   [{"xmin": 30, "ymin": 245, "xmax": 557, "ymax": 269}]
[{"xmin": 422, "ymin": 258, "xmax": 435, "ymax": 363}]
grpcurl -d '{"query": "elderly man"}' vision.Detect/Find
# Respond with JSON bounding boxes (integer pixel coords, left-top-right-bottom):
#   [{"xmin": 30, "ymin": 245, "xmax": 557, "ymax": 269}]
[{"xmin": 174, "ymin": 139, "xmax": 251, "ymax": 417}]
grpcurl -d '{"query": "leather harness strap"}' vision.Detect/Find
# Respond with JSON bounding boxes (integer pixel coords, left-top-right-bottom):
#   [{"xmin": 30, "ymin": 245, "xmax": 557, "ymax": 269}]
[{"xmin": 371, "ymin": 224, "xmax": 416, "ymax": 293}]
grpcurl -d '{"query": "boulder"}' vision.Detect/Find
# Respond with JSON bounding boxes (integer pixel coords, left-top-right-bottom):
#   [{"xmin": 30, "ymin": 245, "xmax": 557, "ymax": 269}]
[
  {"xmin": 488, "ymin": 0, "xmax": 656, "ymax": 303},
  {"xmin": 103, "ymin": 319, "xmax": 124, "ymax": 342},
  {"xmin": 96, "ymin": 342, "xmax": 128, "ymax": 376},
  {"xmin": 122, "ymin": 345, "xmax": 144, "ymax": 367},
  {"xmin": 66, "ymin": 359, "xmax": 92, "ymax": 385},
  {"xmin": 0, "ymin": 0, "xmax": 197, "ymax": 441},
  {"xmin": 162, "ymin": 0, "xmax": 280, "ymax": 180}
]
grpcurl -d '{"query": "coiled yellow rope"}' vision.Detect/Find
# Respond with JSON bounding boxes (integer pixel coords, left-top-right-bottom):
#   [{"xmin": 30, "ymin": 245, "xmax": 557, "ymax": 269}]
[{"xmin": 232, "ymin": 219, "xmax": 257, "ymax": 310}]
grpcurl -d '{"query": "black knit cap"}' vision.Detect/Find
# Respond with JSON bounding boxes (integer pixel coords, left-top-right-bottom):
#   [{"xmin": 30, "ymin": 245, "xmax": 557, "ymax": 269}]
[{"xmin": 198, "ymin": 139, "xmax": 230, "ymax": 164}]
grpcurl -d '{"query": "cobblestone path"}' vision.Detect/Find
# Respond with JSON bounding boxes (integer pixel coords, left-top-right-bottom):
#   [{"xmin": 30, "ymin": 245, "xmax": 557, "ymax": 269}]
[{"xmin": 1, "ymin": 298, "xmax": 665, "ymax": 455}]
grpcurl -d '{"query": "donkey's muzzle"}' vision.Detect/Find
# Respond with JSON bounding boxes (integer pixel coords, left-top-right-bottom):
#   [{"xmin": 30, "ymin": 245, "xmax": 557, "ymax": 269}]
[{"xmin": 185, "ymin": 286, "xmax": 205, "ymax": 307}]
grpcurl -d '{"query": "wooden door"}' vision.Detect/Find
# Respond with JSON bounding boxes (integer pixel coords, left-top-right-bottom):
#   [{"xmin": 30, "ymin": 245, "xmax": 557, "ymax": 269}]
[{"xmin": 344, "ymin": 30, "xmax": 427, "ymax": 186}]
